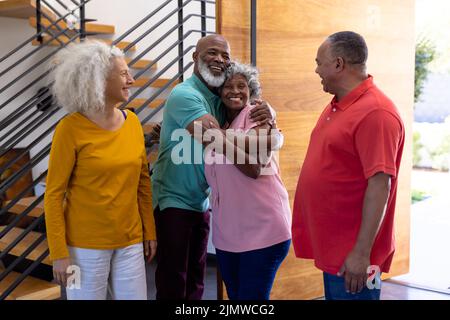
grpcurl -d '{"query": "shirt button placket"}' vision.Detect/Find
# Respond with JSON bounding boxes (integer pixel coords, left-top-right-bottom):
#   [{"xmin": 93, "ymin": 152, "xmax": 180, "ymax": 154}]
[{"xmin": 327, "ymin": 107, "xmax": 337, "ymax": 121}]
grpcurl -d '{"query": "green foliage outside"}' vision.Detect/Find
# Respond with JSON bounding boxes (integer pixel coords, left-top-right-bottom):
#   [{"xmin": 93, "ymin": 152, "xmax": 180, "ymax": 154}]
[
  {"xmin": 415, "ymin": 39, "xmax": 436, "ymax": 103},
  {"xmin": 411, "ymin": 189, "xmax": 428, "ymax": 204},
  {"xmin": 412, "ymin": 131, "xmax": 423, "ymax": 167},
  {"xmin": 430, "ymin": 133, "xmax": 450, "ymax": 171}
]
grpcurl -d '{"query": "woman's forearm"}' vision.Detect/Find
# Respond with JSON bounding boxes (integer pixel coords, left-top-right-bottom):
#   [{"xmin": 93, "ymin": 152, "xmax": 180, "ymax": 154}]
[{"xmin": 138, "ymin": 150, "xmax": 156, "ymax": 240}]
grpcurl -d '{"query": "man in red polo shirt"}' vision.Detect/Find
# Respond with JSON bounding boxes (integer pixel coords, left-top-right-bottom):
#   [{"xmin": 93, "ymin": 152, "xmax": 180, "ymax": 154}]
[{"xmin": 292, "ymin": 31, "xmax": 405, "ymax": 300}]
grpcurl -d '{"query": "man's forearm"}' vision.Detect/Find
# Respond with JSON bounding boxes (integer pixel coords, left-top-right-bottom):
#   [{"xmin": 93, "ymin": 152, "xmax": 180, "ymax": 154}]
[
  {"xmin": 213, "ymin": 129, "xmax": 283, "ymax": 166},
  {"xmin": 218, "ymin": 132, "xmax": 272, "ymax": 166},
  {"xmin": 224, "ymin": 129, "xmax": 283, "ymax": 153},
  {"xmin": 352, "ymin": 174, "xmax": 391, "ymax": 256},
  {"xmin": 220, "ymin": 136, "xmax": 262, "ymax": 178}
]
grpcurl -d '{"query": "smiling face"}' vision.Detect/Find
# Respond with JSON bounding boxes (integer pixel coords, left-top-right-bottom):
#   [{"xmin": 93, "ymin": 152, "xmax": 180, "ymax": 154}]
[
  {"xmin": 193, "ymin": 35, "xmax": 231, "ymax": 88},
  {"xmin": 220, "ymin": 74, "xmax": 250, "ymax": 111},
  {"xmin": 315, "ymin": 40, "xmax": 338, "ymax": 94},
  {"xmin": 104, "ymin": 57, "xmax": 134, "ymax": 106}
]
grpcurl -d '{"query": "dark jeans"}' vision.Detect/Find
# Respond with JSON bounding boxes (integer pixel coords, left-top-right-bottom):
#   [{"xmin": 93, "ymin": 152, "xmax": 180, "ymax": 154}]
[
  {"xmin": 323, "ymin": 272, "xmax": 381, "ymax": 300},
  {"xmin": 216, "ymin": 240, "xmax": 291, "ymax": 300},
  {"xmin": 154, "ymin": 206, "xmax": 210, "ymax": 300}
]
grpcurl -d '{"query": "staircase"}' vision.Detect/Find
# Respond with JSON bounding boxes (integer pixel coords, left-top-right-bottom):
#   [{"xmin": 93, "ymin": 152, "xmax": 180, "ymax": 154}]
[{"xmin": 0, "ymin": 0, "xmax": 215, "ymax": 300}]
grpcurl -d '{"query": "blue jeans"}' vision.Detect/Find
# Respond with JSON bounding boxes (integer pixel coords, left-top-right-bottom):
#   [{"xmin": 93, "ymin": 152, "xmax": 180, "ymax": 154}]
[
  {"xmin": 216, "ymin": 240, "xmax": 291, "ymax": 300},
  {"xmin": 323, "ymin": 272, "xmax": 381, "ymax": 300}
]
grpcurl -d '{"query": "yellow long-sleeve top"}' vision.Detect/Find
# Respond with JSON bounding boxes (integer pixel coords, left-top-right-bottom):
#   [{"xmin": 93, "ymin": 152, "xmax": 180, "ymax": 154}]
[{"xmin": 44, "ymin": 111, "xmax": 155, "ymax": 261}]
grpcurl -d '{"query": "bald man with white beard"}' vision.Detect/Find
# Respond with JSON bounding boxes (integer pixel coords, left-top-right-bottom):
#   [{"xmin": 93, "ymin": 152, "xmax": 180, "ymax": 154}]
[{"xmin": 151, "ymin": 35, "xmax": 275, "ymax": 300}]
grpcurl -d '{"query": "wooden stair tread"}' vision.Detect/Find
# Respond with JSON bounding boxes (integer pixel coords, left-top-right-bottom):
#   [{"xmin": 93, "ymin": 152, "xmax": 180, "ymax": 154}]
[
  {"xmin": 124, "ymin": 57, "xmax": 156, "ymax": 70},
  {"xmin": 31, "ymin": 36, "xmax": 136, "ymax": 51},
  {"xmin": 126, "ymin": 98, "xmax": 165, "ymax": 109},
  {"xmin": 0, "ymin": 266, "xmax": 60, "ymax": 300},
  {"xmin": 0, "ymin": 226, "xmax": 51, "ymax": 266},
  {"xmin": 142, "ymin": 123, "xmax": 160, "ymax": 164},
  {"xmin": 133, "ymin": 78, "xmax": 179, "ymax": 88},
  {"xmin": 29, "ymin": 16, "xmax": 115, "ymax": 35},
  {"xmin": 0, "ymin": 0, "xmax": 55, "ymax": 20},
  {"xmin": 4, "ymin": 196, "xmax": 43, "ymax": 218},
  {"xmin": 142, "ymin": 123, "xmax": 160, "ymax": 134}
]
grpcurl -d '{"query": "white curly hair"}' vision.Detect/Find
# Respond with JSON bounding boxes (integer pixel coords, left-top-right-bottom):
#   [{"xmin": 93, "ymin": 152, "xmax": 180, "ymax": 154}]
[
  {"xmin": 49, "ymin": 40, "xmax": 124, "ymax": 115},
  {"xmin": 224, "ymin": 61, "xmax": 261, "ymax": 100}
]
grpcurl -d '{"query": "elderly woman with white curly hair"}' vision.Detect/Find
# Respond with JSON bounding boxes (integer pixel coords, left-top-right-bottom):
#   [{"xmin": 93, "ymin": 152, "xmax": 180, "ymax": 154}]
[
  {"xmin": 204, "ymin": 61, "xmax": 292, "ymax": 300},
  {"xmin": 44, "ymin": 40, "xmax": 156, "ymax": 300}
]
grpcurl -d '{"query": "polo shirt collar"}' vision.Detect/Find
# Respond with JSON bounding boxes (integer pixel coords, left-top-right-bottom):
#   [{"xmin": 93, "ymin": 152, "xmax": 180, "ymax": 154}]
[
  {"xmin": 190, "ymin": 73, "xmax": 218, "ymax": 100},
  {"xmin": 331, "ymin": 75, "xmax": 374, "ymax": 111}
]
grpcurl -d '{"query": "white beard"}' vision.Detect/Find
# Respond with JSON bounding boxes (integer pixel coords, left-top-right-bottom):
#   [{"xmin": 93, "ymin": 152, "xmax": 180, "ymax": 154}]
[{"xmin": 198, "ymin": 58, "xmax": 225, "ymax": 87}]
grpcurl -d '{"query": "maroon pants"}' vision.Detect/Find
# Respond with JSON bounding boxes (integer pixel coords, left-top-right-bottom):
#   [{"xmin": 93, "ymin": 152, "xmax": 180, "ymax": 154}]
[{"xmin": 154, "ymin": 206, "xmax": 210, "ymax": 300}]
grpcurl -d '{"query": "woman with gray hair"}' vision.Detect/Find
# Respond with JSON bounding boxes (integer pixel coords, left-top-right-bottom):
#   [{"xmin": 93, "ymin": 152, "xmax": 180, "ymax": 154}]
[
  {"xmin": 204, "ymin": 61, "xmax": 292, "ymax": 300},
  {"xmin": 44, "ymin": 40, "xmax": 156, "ymax": 300}
]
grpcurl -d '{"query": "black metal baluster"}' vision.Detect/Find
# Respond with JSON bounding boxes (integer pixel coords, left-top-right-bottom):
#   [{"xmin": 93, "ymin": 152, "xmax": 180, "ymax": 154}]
[
  {"xmin": 251, "ymin": 0, "xmax": 257, "ymax": 66},
  {"xmin": 201, "ymin": 0, "xmax": 206, "ymax": 36},
  {"xmin": 36, "ymin": 0, "xmax": 43, "ymax": 43},
  {"xmin": 79, "ymin": 0, "xmax": 86, "ymax": 40},
  {"xmin": 178, "ymin": 0, "xmax": 184, "ymax": 82}
]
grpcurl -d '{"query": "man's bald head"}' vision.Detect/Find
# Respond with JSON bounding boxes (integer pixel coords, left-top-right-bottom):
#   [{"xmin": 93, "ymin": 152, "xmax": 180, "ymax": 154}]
[{"xmin": 195, "ymin": 34, "xmax": 230, "ymax": 53}]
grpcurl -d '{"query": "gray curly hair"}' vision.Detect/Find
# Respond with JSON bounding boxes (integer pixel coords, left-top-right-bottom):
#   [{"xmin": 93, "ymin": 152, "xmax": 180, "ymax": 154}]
[
  {"xmin": 49, "ymin": 40, "xmax": 124, "ymax": 115},
  {"xmin": 224, "ymin": 61, "xmax": 261, "ymax": 100}
]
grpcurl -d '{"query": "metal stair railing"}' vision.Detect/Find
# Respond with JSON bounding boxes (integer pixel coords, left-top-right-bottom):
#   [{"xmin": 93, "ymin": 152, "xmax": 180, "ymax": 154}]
[
  {"xmin": 0, "ymin": 0, "xmax": 217, "ymax": 300},
  {"xmin": 0, "ymin": 0, "xmax": 89, "ymax": 65},
  {"xmin": 0, "ymin": 0, "xmax": 91, "ymax": 300}
]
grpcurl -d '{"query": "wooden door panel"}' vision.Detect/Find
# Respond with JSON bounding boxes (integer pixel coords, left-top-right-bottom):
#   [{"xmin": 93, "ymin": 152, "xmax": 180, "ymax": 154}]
[{"xmin": 217, "ymin": 0, "xmax": 414, "ymax": 299}]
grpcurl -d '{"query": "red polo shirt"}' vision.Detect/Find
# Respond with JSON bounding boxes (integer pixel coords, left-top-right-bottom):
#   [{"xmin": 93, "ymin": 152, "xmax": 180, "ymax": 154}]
[{"xmin": 292, "ymin": 75, "xmax": 405, "ymax": 274}]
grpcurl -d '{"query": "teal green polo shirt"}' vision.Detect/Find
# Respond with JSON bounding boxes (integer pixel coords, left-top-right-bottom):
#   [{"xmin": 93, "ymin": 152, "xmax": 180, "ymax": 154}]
[{"xmin": 151, "ymin": 74, "xmax": 226, "ymax": 212}]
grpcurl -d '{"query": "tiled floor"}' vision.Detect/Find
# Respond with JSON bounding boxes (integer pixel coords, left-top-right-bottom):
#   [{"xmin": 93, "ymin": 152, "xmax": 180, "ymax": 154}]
[{"xmin": 146, "ymin": 255, "xmax": 450, "ymax": 300}]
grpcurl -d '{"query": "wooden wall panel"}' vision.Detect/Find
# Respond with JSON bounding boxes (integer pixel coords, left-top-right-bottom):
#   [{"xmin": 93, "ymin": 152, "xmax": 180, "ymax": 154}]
[{"xmin": 218, "ymin": 0, "xmax": 414, "ymax": 299}]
